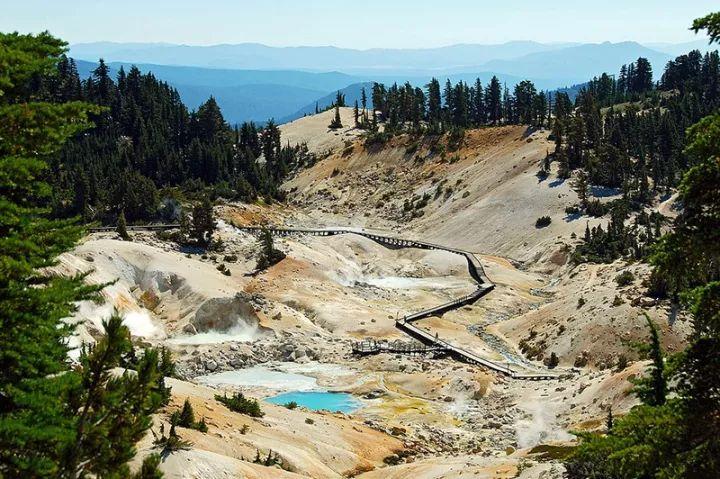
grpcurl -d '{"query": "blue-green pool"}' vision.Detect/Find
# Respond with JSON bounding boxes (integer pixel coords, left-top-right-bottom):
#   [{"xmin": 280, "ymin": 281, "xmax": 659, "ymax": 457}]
[{"xmin": 265, "ymin": 391, "xmax": 362, "ymax": 413}]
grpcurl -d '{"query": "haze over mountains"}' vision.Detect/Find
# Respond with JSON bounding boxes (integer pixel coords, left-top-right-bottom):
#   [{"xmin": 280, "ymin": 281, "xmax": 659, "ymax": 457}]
[{"xmin": 70, "ymin": 39, "xmax": 714, "ymax": 124}]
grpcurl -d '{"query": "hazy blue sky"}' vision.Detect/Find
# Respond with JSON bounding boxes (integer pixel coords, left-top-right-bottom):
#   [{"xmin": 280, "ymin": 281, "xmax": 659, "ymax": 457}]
[{"xmin": 1, "ymin": 0, "xmax": 715, "ymax": 48}]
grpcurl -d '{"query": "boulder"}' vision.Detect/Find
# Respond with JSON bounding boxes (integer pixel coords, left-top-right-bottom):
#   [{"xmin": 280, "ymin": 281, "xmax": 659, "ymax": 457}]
[{"xmin": 205, "ymin": 359, "xmax": 218, "ymax": 371}]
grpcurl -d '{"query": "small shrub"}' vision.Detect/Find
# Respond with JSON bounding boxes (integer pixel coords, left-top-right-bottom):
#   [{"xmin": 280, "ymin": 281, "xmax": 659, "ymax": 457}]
[
  {"xmin": 405, "ymin": 142, "xmax": 419, "ymax": 154},
  {"xmin": 194, "ymin": 417, "xmax": 208, "ymax": 433},
  {"xmin": 223, "ymin": 254, "xmax": 238, "ymax": 263},
  {"xmin": 240, "ymin": 424, "xmax": 250, "ymax": 434},
  {"xmin": 615, "ymin": 270, "xmax": 635, "ymax": 287},
  {"xmin": 565, "ymin": 205, "xmax": 580, "ymax": 215},
  {"xmin": 612, "ymin": 295, "xmax": 625, "ymax": 306},
  {"xmin": 585, "ymin": 199, "xmax": 607, "ymax": 217},
  {"xmin": 154, "ymin": 424, "xmax": 192, "ymax": 454},
  {"xmin": 364, "ymin": 131, "xmax": 390, "ymax": 147},
  {"xmin": 215, "ymin": 392, "xmax": 264, "ymax": 417},
  {"xmin": 577, "ymin": 297, "xmax": 586, "ymax": 308},
  {"xmin": 536, "ymin": 216, "xmax": 552, "ymax": 228},
  {"xmin": 615, "ymin": 354, "xmax": 628, "ymax": 372},
  {"xmin": 546, "ymin": 352, "xmax": 560, "ymax": 369},
  {"xmin": 284, "ymin": 401, "xmax": 298, "ymax": 410},
  {"xmin": 174, "ymin": 399, "xmax": 209, "ymax": 433},
  {"xmin": 383, "ymin": 454, "xmax": 403, "ymax": 466},
  {"xmin": 304, "ymin": 417, "xmax": 314, "ymax": 425}
]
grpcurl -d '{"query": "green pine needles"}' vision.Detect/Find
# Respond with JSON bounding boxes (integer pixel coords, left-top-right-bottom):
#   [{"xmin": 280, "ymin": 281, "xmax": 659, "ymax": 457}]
[{"xmin": 0, "ymin": 32, "xmax": 170, "ymax": 478}]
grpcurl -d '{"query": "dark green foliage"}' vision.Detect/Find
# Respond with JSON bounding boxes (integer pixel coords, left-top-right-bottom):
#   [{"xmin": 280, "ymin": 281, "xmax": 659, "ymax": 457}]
[
  {"xmin": 284, "ymin": 401, "xmax": 298, "ymax": 410},
  {"xmin": 255, "ymin": 228, "xmax": 286, "ymax": 271},
  {"xmin": 535, "ymin": 216, "xmax": 552, "ymax": 228},
  {"xmin": 194, "ymin": 417, "xmax": 208, "ymax": 433},
  {"xmin": 566, "ymin": 15, "xmax": 720, "ymax": 477},
  {"xmin": 33, "ymin": 53, "xmax": 310, "ymax": 224},
  {"xmin": 370, "ymin": 75, "xmax": 549, "ymax": 135},
  {"xmin": 693, "ymin": 12, "xmax": 720, "ymax": 43},
  {"xmin": 253, "ymin": 449, "xmax": 286, "ymax": 469},
  {"xmin": 172, "ymin": 400, "xmax": 208, "ymax": 433},
  {"xmin": 215, "ymin": 392, "xmax": 264, "ymax": 417},
  {"xmin": 631, "ymin": 315, "xmax": 667, "ymax": 407},
  {"xmin": 572, "ymin": 202, "xmax": 663, "ymax": 263},
  {"xmin": 329, "ymin": 103, "xmax": 343, "ymax": 129},
  {"xmin": 546, "ymin": 352, "xmax": 559, "ymax": 369},
  {"xmin": 153, "ymin": 423, "xmax": 192, "ymax": 455},
  {"xmin": 615, "ymin": 354, "xmax": 628, "ymax": 371},
  {"xmin": 0, "ymin": 32, "xmax": 166, "ymax": 478},
  {"xmin": 614, "ymin": 270, "xmax": 635, "ymax": 287},
  {"xmin": 117, "ymin": 209, "xmax": 130, "ymax": 240},
  {"xmin": 132, "ymin": 454, "xmax": 164, "ymax": 479},
  {"xmin": 570, "ymin": 170, "xmax": 589, "ymax": 206},
  {"xmin": 178, "ymin": 399, "xmax": 195, "ymax": 428},
  {"xmin": 190, "ymin": 196, "xmax": 216, "ymax": 246}
]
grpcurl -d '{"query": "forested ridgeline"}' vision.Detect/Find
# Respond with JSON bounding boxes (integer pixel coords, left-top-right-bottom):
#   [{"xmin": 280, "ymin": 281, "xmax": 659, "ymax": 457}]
[
  {"xmin": 39, "ymin": 58, "xmax": 315, "ymax": 223},
  {"xmin": 366, "ymin": 50, "xmax": 719, "ymax": 266}
]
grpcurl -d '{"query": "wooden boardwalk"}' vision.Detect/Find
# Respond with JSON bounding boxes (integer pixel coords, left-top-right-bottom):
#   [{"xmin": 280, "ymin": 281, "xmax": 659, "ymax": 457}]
[
  {"xmin": 237, "ymin": 225, "xmax": 560, "ymax": 381},
  {"xmin": 87, "ymin": 222, "xmax": 560, "ymax": 380},
  {"xmin": 352, "ymin": 339, "xmax": 448, "ymax": 356}
]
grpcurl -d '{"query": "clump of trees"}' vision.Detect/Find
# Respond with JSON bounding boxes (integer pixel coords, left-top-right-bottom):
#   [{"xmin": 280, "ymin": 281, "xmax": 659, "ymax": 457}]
[
  {"xmin": 32, "ymin": 55, "xmax": 313, "ymax": 225},
  {"xmin": 215, "ymin": 392, "xmax": 264, "ymax": 417},
  {"xmin": 565, "ymin": 13, "xmax": 720, "ymax": 478}
]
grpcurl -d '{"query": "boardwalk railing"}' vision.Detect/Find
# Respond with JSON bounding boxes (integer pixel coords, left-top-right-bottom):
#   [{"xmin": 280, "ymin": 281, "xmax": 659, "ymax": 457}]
[
  {"xmin": 87, "ymin": 223, "xmax": 559, "ymax": 380},
  {"xmin": 235, "ymin": 225, "xmax": 560, "ymax": 381},
  {"xmin": 88, "ymin": 223, "xmax": 180, "ymax": 232}
]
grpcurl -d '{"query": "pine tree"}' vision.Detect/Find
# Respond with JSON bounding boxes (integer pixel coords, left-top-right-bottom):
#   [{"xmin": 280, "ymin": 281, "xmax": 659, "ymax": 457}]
[
  {"xmin": 329, "ymin": 103, "xmax": 343, "ymax": 129},
  {"xmin": 485, "ymin": 76, "xmax": 502, "ymax": 124},
  {"xmin": 256, "ymin": 228, "xmax": 286, "ymax": 271},
  {"xmin": 631, "ymin": 314, "xmax": 667, "ymax": 407},
  {"xmin": 427, "ymin": 78, "xmax": 442, "ymax": 127},
  {"xmin": 117, "ymin": 209, "xmax": 130, "ymax": 241},
  {"xmin": 0, "ymin": 32, "xmax": 166, "ymax": 478},
  {"xmin": 571, "ymin": 170, "xmax": 590, "ymax": 207},
  {"xmin": 353, "ymin": 100, "xmax": 359, "ymax": 126},
  {"xmin": 191, "ymin": 196, "xmax": 215, "ymax": 246},
  {"xmin": 178, "ymin": 399, "xmax": 196, "ymax": 428}
]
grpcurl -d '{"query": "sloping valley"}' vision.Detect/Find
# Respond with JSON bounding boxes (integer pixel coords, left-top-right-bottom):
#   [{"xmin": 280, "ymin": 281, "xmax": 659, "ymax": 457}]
[{"xmin": 60, "ymin": 109, "xmax": 690, "ymax": 478}]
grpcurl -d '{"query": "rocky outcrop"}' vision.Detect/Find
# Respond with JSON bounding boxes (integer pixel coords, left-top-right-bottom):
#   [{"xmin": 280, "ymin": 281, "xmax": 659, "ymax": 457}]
[{"xmin": 190, "ymin": 293, "xmax": 267, "ymax": 333}]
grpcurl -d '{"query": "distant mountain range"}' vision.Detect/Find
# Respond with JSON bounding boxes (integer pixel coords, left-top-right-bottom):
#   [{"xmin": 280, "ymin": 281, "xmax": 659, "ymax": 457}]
[
  {"xmin": 70, "ymin": 40, "xmax": 714, "ymax": 125},
  {"xmin": 70, "ymin": 41, "xmax": 578, "ymax": 73}
]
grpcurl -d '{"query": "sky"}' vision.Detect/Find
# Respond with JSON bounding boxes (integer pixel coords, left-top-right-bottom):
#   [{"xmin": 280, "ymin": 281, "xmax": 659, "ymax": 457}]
[{"xmin": 1, "ymin": 0, "xmax": 716, "ymax": 49}]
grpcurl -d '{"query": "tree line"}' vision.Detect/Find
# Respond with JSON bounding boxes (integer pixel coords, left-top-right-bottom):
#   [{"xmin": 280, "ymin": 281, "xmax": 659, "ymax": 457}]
[
  {"xmin": 369, "ymin": 75, "xmax": 549, "ymax": 134},
  {"xmin": 41, "ymin": 58, "xmax": 314, "ymax": 223},
  {"xmin": 563, "ymin": 13, "xmax": 720, "ymax": 478}
]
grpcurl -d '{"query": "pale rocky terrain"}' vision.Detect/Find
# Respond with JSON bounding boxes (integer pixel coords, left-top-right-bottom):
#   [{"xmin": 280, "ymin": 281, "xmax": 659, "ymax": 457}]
[{"xmin": 62, "ymin": 113, "xmax": 691, "ymax": 478}]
